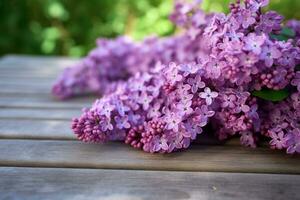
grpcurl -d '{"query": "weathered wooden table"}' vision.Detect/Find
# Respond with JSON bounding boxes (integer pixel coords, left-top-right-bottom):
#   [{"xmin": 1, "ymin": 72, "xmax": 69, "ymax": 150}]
[{"xmin": 0, "ymin": 55, "xmax": 299, "ymax": 200}]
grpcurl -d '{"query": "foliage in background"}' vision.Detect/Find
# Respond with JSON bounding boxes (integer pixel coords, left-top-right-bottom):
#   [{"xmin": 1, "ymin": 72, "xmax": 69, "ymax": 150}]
[{"xmin": 0, "ymin": 0, "xmax": 300, "ymax": 57}]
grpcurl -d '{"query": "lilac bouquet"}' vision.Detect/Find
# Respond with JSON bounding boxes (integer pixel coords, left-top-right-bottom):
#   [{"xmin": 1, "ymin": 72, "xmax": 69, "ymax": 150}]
[{"xmin": 54, "ymin": 0, "xmax": 300, "ymax": 154}]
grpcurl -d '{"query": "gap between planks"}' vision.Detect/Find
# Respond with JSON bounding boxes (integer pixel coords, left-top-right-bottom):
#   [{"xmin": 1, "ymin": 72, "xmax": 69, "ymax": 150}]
[{"xmin": 0, "ymin": 139, "xmax": 299, "ymax": 174}]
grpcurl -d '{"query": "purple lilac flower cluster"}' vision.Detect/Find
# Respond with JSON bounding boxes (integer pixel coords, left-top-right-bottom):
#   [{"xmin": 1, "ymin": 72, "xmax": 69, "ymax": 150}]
[
  {"xmin": 60, "ymin": 0, "xmax": 300, "ymax": 154},
  {"xmin": 212, "ymin": 90, "xmax": 259, "ymax": 148},
  {"xmin": 259, "ymin": 92, "xmax": 300, "ymax": 154},
  {"xmin": 288, "ymin": 20, "xmax": 300, "ymax": 41},
  {"xmin": 52, "ymin": 6, "xmax": 208, "ymax": 100},
  {"xmin": 72, "ymin": 62, "xmax": 217, "ymax": 153},
  {"xmin": 52, "ymin": 0, "xmax": 210, "ymax": 100}
]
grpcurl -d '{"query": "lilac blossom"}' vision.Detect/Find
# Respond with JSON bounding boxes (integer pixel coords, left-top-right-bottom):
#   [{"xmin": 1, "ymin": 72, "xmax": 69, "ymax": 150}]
[
  {"xmin": 115, "ymin": 115, "xmax": 131, "ymax": 129},
  {"xmin": 243, "ymin": 33, "xmax": 265, "ymax": 54},
  {"xmin": 164, "ymin": 63, "xmax": 183, "ymax": 85},
  {"xmin": 205, "ymin": 60, "xmax": 224, "ymax": 79},
  {"xmin": 66, "ymin": 0, "xmax": 300, "ymax": 155},
  {"xmin": 98, "ymin": 102, "xmax": 115, "ymax": 118},
  {"xmin": 165, "ymin": 112, "xmax": 182, "ymax": 132},
  {"xmin": 269, "ymin": 130, "xmax": 287, "ymax": 150},
  {"xmin": 260, "ymin": 45, "xmax": 282, "ymax": 67},
  {"xmin": 286, "ymin": 129, "xmax": 300, "ymax": 154},
  {"xmin": 177, "ymin": 100, "xmax": 193, "ymax": 116},
  {"xmin": 187, "ymin": 75, "xmax": 205, "ymax": 93},
  {"xmin": 239, "ymin": 10, "xmax": 256, "ymax": 29},
  {"xmin": 71, "ymin": 61, "xmax": 218, "ymax": 153},
  {"xmin": 279, "ymin": 50, "xmax": 297, "ymax": 68},
  {"xmin": 291, "ymin": 72, "xmax": 300, "ymax": 92},
  {"xmin": 138, "ymin": 92, "xmax": 153, "ymax": 110},
  {"xmin": 221, "ymin": 94, "xmax": 237, "ymax": 108},
  {"xmin": 199, "ymin": 87, "xmax": 218, "ymax": 105},
  {"xmin": 147, "ymin": 102, "xmax": 161, "ymax": 119},
  {"xmin": 240, "ymin": 53, "xmax": 259, "ymax": 67},
  {"xmin": 248, "ymin": 0, "xmax": 269, "ymax": 12},
  {"xmin": 240, "ymin": 131, "xmax": 256, "ymax": 148},
  {"xmin": 52, "ymin": 33, "xmax": 206, "ymax": 99}
]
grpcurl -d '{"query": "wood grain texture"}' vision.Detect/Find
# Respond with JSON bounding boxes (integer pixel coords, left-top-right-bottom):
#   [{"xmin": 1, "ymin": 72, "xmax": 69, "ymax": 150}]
[
  {"xmin": 0, "ymin": 72, "xmax": 57, "ymax": 79},
  {"xmin": 0, "ymin": 87, "xmax": 50, "ymax": 95},
  {"xmin": 0, "ymin": 77, "xmax": 54, "ymax": 85},
  {"xmin": 0, "ymin": 78, "xmax": 54, "ymax": 94},
  {"xmin": 0, "ymin": 55, "xmax": 77, "ymax": 70},
  {"xmin": 0, "ymin": 81, "xmax": 51, "ymax": 95},
  {"xmin": 0, "ymin": 108, "xmax": 80, "ymax": 120},
  {"xmin": 0, "ymin": 55, "xmax": 76, "ymax": 79},
  {"xmin": 0, "ymin": 120, "xmax": 74, "ymax": 140},
  {"xmin": 0, "ymin": 95, "xmax": 93, "ymax": 109},
  {"xmin": 1, "ymin": 168, "xmax": 299, "ymax": 200},
  {"xmin": 0, "ymin": 55, "xmax": 299, "ymax": 199},
  {"xmin": 0, "ymin": 80, "xmax": 53, "ymax": 89},
  {"xmin": 0, "ymin": 68, "xmax": 58, "ymax": 76},
  {"xmin": 0, "ymin": 139, "xmax": 299, "ymax": 173}
]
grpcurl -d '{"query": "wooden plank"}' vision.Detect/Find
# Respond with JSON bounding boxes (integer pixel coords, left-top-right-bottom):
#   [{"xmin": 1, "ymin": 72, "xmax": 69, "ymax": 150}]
[
  {"xmin": 0, "ymin": 67, "xmax": 59, "ymax": 77},
  {"xmin": 0, "ymin": 80, "xmax": 53, "ymax": 94},
  {"xmin": 0, "ymin": 81, "xmax": 54, "ymax": 94},
  {"xmin": 0, "ymin": 86, "xmax": 50, "ymax": 95},
  {"xmin": 0, "ymin": 68, "xmax": 59, "ymax": 76},
  {"xmin": 0, "ymin": 120, "xmax": 74, "ymax": 140},
  {"xmin": 0, "ymin": 55, "xmax": 76, "ymax": 78},
  {"xmin": 0, "ymin": 79, "xmax": 55, "ymax": 95},
  {"xmin": 0, "ymin": 108, "xmax": 80, "ymax": 120},
  {"xmin": 0, "ymin": 140, "xmax": 299, "ymax": 173},
  {"xmin": 0, "ymin": 55, "xmax": 77, "ymax": 69},
  {"xmin": 1, "ymin": 167, "xmax": 299, "ymax": 200},
  {"xmin": 0, "ymin": 77, "xmax": 55, "ymax": 83},
  {"xmin": 0, "ymin": 80, "xmax": 53, "ymax": 88},
  {"xmin": 0, "ymin": 87, "xmax": 51, "ymax": 95},
  {"xmin": 0, "ymin": 95, "xmax": 93, "ymax": 109},
  {"xmin": 0, "ymin": 72, "xmax": 57, "ymax": 79}
]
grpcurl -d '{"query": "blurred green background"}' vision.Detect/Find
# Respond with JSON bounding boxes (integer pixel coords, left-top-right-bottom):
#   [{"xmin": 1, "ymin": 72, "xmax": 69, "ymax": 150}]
[{"xmin": 1, "ymin": 0, "xmax": 300, "ymax": 57}]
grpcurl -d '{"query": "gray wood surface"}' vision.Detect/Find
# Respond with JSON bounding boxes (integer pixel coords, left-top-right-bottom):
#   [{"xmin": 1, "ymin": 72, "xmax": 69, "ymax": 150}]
[
  {"xmin": 0, "ymin": 84, "xmax": 52, "ymax": 95},
  {"xmin": 0, "ymin": 88, "xmax": 50, "ymax": 95},
  {"xmin": 0, "ymin": 108, "xmax": 80, "ymax": 120},
  {"xmin": 0, "ymin": 55, "xmax": 77, "ymax": 69},
  {"xmin": 0, "ymin": 68, "xmax": 60, "ymax": 78},
  {"xmin": 0, "ymin": 95, "xmax": 93, "ymax": 109},
  {"xmin": 1, "ymin": 83, "xmax": 51, "ymax": 95},
  {"xmin": 1, "ymin": 167, "xmax": 299, "ymax": 200},
  {"xmin": 0, "ymin": 55, "xmax": 299, "ymax": 200},
  {"xmin": 0, "ymin": 139, "xmax": 299, "ymax": 174},
  {"xmin": 0, "ymin": 72, "xmax": 57, "ymax": 78},
  {"xmin": 0, "ymin": 55, "xmax": 77, "ymax": 78},
  {"xmin": 0, "ymin": 120, "xmax": 74, "ymax": 139},
  {"xmin": 0, "ymin": 77, "xmax": 54, "ymax": 85},
  {"xmin": 0, "ymin": 81, "xmax": 53, "ymax": 89}
]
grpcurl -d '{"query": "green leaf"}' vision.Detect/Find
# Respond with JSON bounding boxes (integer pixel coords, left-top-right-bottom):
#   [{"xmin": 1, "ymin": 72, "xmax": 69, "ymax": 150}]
[
  {"xmin": 281, "ymin": 27, "xmax": 296, "ymax": 38},
  {"xmin": 252, "ymin": 88, "xmax": 290, "ymax": 102},
  {"xmin": 270, "ymin": 27, "xmax": 296, "ymax": 41},
  {"xmin": 270, "ymin": 34, "xmax": 288, "ymax": 41}
]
